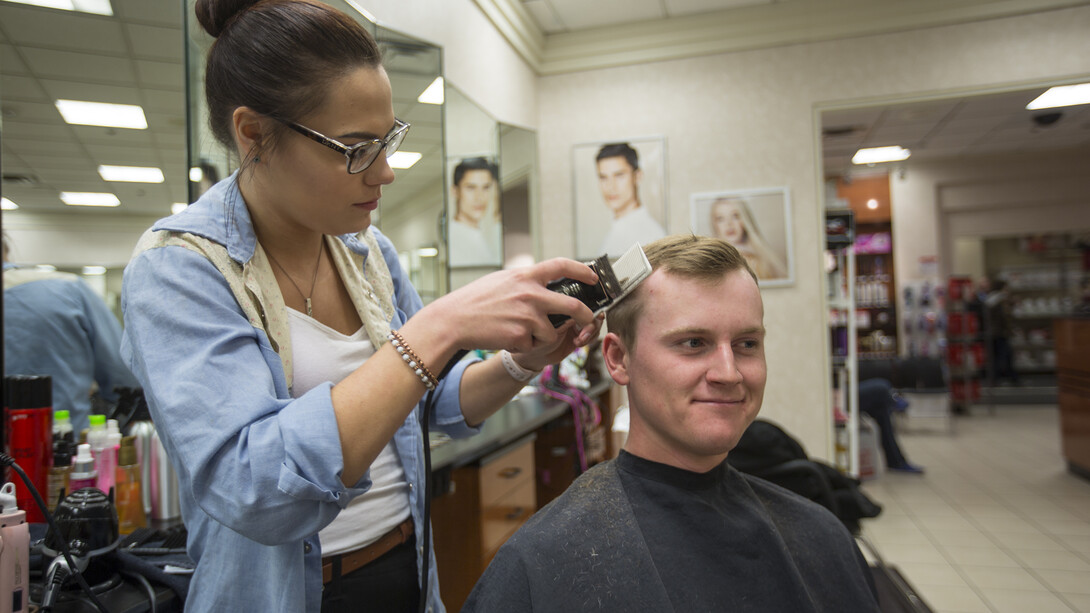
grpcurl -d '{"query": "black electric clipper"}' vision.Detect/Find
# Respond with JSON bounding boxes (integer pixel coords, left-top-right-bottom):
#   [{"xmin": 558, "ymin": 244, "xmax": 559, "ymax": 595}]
[{"xmin": 546, "ymin": 243, "xmax": 653, "ymax": 327}]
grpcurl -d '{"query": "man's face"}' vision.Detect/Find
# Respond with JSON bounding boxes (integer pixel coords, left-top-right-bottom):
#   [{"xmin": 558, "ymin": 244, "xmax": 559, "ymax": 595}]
[
  {"xmin": 603, "ymin": 268, "xmax": 767, "ymax": 472},
  {"xmin": 596, "ymin": 156, "xmax": 641, "ymax": 217},
  {"xmin": 453, "ymin": 169, "xmax": 495, "ymax": 228}
]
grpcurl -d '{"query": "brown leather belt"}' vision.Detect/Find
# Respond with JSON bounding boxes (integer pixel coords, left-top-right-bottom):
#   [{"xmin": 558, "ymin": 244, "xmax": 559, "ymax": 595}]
[{"xmin": 322, "ymin": 517, "xmax": 414, "ymax": 584}]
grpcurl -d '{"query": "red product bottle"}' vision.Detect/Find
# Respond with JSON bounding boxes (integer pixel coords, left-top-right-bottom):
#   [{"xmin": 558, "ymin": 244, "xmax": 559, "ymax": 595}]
[{"xmin": 3, "ymin": 376, "xmax": 54, "ymax": 524}]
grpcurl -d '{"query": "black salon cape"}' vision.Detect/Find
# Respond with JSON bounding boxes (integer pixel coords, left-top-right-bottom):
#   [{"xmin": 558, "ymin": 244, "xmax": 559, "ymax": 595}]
[{"xmin": 463, "ymin": 451, "xmax": 880, "ymax": 612}]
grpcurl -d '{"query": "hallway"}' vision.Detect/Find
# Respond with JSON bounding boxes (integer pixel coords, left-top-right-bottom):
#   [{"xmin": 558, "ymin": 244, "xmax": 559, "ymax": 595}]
[{"xmin": 860, "ymin": 405, "xmax": 1090, "ymax": 613}]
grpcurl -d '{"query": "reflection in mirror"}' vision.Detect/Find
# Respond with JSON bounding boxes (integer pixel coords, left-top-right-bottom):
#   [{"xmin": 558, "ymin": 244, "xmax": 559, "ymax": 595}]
[
  {"xmin": 1, "ymin": 0, "xmax": 187, "ymax": 316},
  {"xmin": 443, "ymin": 85, "xmax": 501, "ymax": 290},
  {"xmin": 499, "ymin": 124, "xmax": 537, "ymax": 269},
  {"xmin": 183, "ymin": 0, "xmax": 446, "ymax": 303}
]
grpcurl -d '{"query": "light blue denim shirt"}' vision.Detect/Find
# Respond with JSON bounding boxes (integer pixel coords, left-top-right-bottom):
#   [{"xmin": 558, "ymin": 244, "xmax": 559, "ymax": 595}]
[
  {"xmin": 120, "ymin": 174, "xmax": 475, "ymax": 612},
  {"xmin": 4, "ymin": 263, "xmax": 139, "ymax": 433}
]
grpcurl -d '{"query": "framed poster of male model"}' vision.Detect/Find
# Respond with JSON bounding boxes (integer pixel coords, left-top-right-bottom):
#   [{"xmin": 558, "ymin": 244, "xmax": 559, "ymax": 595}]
[
  {"xmin": 690, "ymin": 186, "xmax": 794, "ymax": 287},
  {"xmin": 571, "ymin": 137, "xmax": 667, "ymax": 260},
  {"xmin": 446, "ymin": 155, "xmax": 503, "ymax": 268}
]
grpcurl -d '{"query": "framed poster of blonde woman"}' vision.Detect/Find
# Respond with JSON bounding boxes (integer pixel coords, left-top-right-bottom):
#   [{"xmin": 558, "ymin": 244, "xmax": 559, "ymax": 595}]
[{"xmin": 690, "ymin": 187, "xmax": 794, "ymax": 287}]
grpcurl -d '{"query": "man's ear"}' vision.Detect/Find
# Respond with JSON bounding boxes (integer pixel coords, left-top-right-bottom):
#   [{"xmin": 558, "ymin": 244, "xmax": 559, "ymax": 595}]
[
  {"xmin": 601, "ymin": 332, "xmax": 631, "ymax": 386},
  {"xmin": 232, "ymin": 106, "xmax": 267, "ymax": 160}
]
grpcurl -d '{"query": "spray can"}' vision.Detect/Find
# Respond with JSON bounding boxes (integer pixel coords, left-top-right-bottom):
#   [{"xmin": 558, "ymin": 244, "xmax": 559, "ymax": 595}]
[
  {"xmin": 114, "ymin": 436, "xmax": 146, "ymax": 535},
  {"xmin": 150, "ymin": 428, "xmax": 180, "ymax": 521},
  {"xmin": 124, "ymin": 391, "xmax": 155, "ymax": 516},
  {"xmin": 3, "ymin": 376, "xmax": 53, "ymax": 524},
  {"xmin": 0, "ymin": 482, "xmax": 29, "ymax": 613}
]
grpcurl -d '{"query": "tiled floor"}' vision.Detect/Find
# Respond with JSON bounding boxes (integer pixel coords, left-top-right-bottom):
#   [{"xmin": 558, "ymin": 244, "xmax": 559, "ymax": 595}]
[{"xmin": 858, "ymin": 404, "xmax": 1090, "ymax": 613}]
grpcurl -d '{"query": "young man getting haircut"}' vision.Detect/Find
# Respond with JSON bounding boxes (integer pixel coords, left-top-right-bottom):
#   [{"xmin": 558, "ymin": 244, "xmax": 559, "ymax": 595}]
[{"xmin": 465, "ymin": 234, "xmax": 880, "ymax": 612}]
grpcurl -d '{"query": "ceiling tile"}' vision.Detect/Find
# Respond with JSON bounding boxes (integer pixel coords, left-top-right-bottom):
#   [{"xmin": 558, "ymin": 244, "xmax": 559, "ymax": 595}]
[
  {"xmin": 125, "ymin": 23, "xmax": 183, "ymax": 61},
  {"xmin": 22, "ymin": 48, "xmax": 136, "ymax": 84},
  {"xmin": 1, "ymin": 7, "xmax": 126, "ymax": 55},
  {"xmin": 134, "ymin": 59, "xmax": 184, "ymax": 90},
  {"xmin": 544, "ymin": 0, "xmax": 664, "ymax": 32}
]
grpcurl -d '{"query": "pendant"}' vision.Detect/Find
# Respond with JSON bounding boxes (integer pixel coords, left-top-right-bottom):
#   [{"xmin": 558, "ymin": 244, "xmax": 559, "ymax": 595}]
[{"xmin": 305, "ymin": 298, "xmax": 313, "ymax": 317}]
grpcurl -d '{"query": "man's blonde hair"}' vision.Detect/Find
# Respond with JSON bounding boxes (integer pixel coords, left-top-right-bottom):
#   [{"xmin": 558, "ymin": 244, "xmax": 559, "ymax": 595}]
[{"xmin": 606, "ymin": 234, "xmax": 757, "ymax": 349}]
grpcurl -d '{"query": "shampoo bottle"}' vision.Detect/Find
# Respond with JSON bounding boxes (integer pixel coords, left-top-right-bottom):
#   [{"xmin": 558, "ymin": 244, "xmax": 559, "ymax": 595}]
[
  {"xmin": 67, "ymin": 444, "xmax": 98, "ymax": 492},
  {"xmin": 114, "ymin": 436, "xmax": 147, "ymax": 535},
  {"xmin": 0, "ymin": 482, "xmax": 29, "ymax": 613}
]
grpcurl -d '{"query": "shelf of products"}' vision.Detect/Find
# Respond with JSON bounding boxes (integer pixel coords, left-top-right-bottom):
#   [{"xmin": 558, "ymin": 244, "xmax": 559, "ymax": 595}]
[
  {"xmin": 946, "ymin": 277, "xmax": 983, "ymax": 409},
  {"xmin": 825, "ymin": 210, "xmax": 858, "ymax": 477},
  {"xmin": 854, "ymin": 222, "xmax": 899, "ymax": 360}
]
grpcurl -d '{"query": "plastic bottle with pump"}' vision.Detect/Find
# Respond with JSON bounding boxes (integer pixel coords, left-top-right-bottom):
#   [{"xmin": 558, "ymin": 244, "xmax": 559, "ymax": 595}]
[
  {"xmin": 114, "ymin": 436, "xmax": 147, "ymax": 535},
  {"xmin": 68, "ymin": 444, "xmax": 98, "ymax": 492},
  {"xmin": 0, "ymin": 482, "xmax": 29, "ymax": 613}
]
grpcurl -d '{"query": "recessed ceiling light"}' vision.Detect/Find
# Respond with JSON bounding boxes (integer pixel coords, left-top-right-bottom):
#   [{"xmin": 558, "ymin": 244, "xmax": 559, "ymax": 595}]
[
  {"xmin": 416, "ymin": 247, "xmax": 439, "ymax": 258},
  {"xmin": 55, "ymin": 99, "xmax": 147, "ymax": 129},
  {"xmin": 389, "ymin": 151, "xmax": 422, "ymax": 169},
  {"xmin": 866, "ymin": 198, "xmax": 879, "ymax": 210},
  {"xmin": 189, "ymin": 167, "xmax": 204, "ymax": 182},
  {"xmin": 418, "ymin": 77, "xmax": 444, "ymax": 105},
  {"xmin": 1, "ymin": 197, "xmax": 18, "ymax": 210},
  {"xmin": 98, "ymin": 165, "xmax": 164, "ymax": 183},
  {"xmin": 60, "ymin": 192, "xmax": 120, "ymax": 207},
  {"xmin": 852, "ymin": 146, "xmax": 911, "ymax": 165},
  {"xmin": 171, "ymin": 203, "xmax": 188, "ymax": 215},
  {"xmin": 1, "ymin": 0, "xmax": 113, "ymax": 16},
  {"xmin": 1026, "ymin": 83, "xmax": 1090, "ymax": 110},
  {"xmin": 82, "ymin": 265, "xmax": 107, "ymax": 276}
]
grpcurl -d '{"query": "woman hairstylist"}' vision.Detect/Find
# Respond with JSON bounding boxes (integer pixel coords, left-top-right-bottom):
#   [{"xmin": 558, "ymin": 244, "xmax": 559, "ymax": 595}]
[{"xmin": 119, "ymin": 1, "xmax": 600, "ymax": 611}]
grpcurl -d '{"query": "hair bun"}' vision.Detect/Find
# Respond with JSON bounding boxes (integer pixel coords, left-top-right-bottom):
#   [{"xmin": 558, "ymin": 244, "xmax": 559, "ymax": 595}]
[{"xmin": 194, "ymin": 0, "xmax": 262, "ymax": 38}]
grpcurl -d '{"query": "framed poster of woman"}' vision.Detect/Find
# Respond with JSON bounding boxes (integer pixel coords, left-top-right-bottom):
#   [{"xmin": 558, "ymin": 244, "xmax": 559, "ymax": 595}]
[{"xmin": 690, "ymin": 187, "xmax": 794, "ymax": 287}]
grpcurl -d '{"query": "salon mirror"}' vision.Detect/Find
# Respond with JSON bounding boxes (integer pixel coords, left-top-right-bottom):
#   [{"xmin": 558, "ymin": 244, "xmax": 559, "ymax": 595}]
[{"xmin": 0, "ymin": 0, "xmax": 445, "ymax": 314}]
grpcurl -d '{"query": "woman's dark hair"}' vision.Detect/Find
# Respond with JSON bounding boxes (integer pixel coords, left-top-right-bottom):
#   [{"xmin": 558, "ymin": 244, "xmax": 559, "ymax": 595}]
[{"xmin": 195, "ymin": 0, "xmax": 382, "ymax": 162}]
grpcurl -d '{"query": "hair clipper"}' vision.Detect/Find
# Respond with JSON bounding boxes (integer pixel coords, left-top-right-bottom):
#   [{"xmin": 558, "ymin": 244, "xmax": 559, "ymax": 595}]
[{"xmin": 547, "ymin": 243, "xmax": 652, "ymax": 327}]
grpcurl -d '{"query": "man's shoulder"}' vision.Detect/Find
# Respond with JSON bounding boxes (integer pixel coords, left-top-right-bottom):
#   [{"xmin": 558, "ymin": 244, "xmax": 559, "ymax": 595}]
[{"xmin": 504, "ymin": 461, "xmax": 625, "ymax": 548}]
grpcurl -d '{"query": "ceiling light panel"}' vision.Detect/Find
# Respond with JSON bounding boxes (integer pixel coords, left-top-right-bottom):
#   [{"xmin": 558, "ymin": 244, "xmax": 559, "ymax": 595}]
[
  {"xmin": 852, "ymin": 146, "xmax": 911, "ymax": 165},
  {"xmin": 60, "ymin": 191, "xmax": 120, "ymax": 206},
  {"xmin": 98, "ymin": 165, "xmax": 164, "ymax": 183},
  {"xmin": 55, "ymin": 99, "xmax": 147, "ymax": 129},
  {"xmin": 1027, "ymin": 83, "xmax": 1090, "ymax": 110}
]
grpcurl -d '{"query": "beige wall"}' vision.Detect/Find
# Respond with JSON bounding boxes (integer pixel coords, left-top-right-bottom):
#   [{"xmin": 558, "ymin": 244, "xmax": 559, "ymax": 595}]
[{"xmin": 534, "ymin": 6, "xmax": 1090, "ymax": 458}]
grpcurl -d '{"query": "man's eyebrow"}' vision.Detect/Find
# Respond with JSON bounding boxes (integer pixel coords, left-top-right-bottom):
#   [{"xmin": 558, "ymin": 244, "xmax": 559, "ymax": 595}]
[{"xmin": 661, "ymin": 325, "xmax": 766, "ymax": 338}]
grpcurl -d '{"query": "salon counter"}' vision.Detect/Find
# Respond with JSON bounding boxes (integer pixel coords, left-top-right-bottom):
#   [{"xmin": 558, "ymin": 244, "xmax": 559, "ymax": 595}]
[{"xmin": 429, "ymin": 380, "xmax": 608, "ymax": 471}]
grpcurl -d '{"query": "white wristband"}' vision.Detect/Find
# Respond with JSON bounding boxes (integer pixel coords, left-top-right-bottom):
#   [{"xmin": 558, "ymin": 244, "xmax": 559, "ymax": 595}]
[{"xmin": 499, "ymin": 350, "xmax": 541, "ymax": 382}]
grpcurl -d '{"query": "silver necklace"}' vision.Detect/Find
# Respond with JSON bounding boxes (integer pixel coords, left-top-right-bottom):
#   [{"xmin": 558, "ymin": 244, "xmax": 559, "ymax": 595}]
[{"xmin": 266, "ymin": 241, "xmax": 323, "ymax": 317}]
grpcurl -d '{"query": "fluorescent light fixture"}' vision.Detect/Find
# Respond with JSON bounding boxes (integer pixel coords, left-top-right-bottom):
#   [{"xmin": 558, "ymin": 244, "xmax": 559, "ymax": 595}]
[
  {"xmin": 2, "ymin": 0, "xmax": 113, "ymax": 16},
  {"xmin": 866, "ymin": 198, "xmax": 879, "ymax": 210},
  {"xmin": 852, "ymin": 146, "xmax": 910, "ymax": 165},
  {"xmin": 1, "ymin": 197, "xmax": 18, "ymax": 210},
  {"xmin": 82, "ymin": 265, "xmax": 107, "ymax": 276},
  {"xmin": 55, "ymin": 99, "xmax": 147, "ymax": 129},
  {"xmin": 416, "ymin": 247, "xmax": 439, "ymax": 258},
  {"xmin": 343, "ymin": 0, "xmax": 376, "ymax": 22},
  {"xmin": 35, "ymin": 264, "xmax": 57, "ymax": 273},
  {"xmin": 60, "ymin": 192, "xmax": 120, "ymax": 207},
  {"xmin": 418, "ymin": 77, "xmax": 444, "ymax": 105},
  {"xmin": 98, "ymin": 165, "xmax": 164, "ymax": 183},
  {"xmin": 171, "ymin": 202, "xmax": 188, "ymax": 215},
  {"xmin": 388, "ymin": 151, "xmax": 422, "ymax": 169},
  {"xmin": 1026, "ymin": 83, "xmax": 1090, "ymax": 110},
  {"xmin": 189, "ymin": 167, "xmax": 204, "ymax": 182}
]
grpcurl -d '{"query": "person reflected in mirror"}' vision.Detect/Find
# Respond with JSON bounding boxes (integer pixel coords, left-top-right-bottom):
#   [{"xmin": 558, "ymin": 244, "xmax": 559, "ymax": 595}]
[
  {"xmin": 858, "ymin": 377, "xmax": 924, "ymax": 474},
  {"xmin": 119, "ymin": 2, "xmax": 602, "ymax": 612},
  {"xmin": 710, "ymin": 196, "xmax": 787, "ymax": 281},
  {"xmin": 448, "ymin": 156, "xmax": 501, "ymax": 267},
  {"xmin": 464, "ymin": 235, "xmax": 880, "ymax": 612},
  {"xmin": 595, "ymin": 142, "xmax": 665, "ymax": 258},
  {"xmin": 3, "ymin": 233, "xmax": 138, "ymax": 434}
]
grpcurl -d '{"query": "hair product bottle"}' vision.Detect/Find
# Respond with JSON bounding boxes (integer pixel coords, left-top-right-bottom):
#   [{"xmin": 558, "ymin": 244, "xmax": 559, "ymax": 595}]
[
  {"xmin": 46, "ymin": 439, "xmax": 71, "ymax": 513},
  {"xmin": 67, "ymin": 444, "xmax": 98, "ymax": 492},
  {"xmin": 0, "ymin": 482, "xmax": 30, "ymax": 613},
  {"xmin": 114, "ymin": 436, "xmax": 146, "ymax": 535},
  {"xmin": 3, "ymin": 375, "xmax": 53, "ymax": 524}
]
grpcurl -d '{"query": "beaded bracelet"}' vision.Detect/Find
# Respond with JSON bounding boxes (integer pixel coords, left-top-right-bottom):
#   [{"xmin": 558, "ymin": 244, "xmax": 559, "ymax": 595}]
[
  {"xmin": 499, "ymin": 349, "xmax": 542, "ymax": 383},
  {"xmin": 388, "ymin": 330, "xmax": 438, "ymax": 390}
]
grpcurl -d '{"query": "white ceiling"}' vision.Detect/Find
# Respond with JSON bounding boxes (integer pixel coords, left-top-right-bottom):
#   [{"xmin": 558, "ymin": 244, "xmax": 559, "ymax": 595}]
[{"xmin": 2, "ymin": 0, "xmax": 1088, "ymax": 220}]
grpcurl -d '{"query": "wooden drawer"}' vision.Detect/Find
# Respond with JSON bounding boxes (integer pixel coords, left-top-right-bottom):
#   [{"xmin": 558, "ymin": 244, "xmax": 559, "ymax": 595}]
[
  {"xmin": 481, "ymin": 476, "xmax": 536, "ymax": 556},
  {"xmin": 479, "ymin": 437, "xmax": 535, "ymax": 507}
]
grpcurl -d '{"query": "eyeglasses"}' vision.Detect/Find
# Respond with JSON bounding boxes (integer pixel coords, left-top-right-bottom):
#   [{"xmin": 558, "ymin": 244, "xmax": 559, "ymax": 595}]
[{"xmin": 279, "ymin": 118, "xmax": 410, "ymax": 174}]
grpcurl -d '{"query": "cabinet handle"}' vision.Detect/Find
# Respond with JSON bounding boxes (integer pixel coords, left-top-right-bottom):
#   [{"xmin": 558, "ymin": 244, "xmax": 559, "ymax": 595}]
[{"xmin": 498, "ymin": 467, "xmax": 522, "ymax": 479}]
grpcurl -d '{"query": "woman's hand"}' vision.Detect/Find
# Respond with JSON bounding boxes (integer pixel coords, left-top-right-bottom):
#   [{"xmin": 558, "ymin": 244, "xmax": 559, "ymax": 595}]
[
  {"xmin": 509, "ymin": 314, "xmax": 604, "ymax": 372},
  {"xmin": 413, "ymin": 258, "xmax": 600, "ymax": 362}
]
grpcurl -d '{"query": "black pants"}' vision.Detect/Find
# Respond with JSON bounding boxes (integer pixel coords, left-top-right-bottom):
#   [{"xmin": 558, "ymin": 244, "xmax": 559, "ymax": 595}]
[{"xmin": 321, "ymin": 535, "xmax": 421, "ymax": 613}]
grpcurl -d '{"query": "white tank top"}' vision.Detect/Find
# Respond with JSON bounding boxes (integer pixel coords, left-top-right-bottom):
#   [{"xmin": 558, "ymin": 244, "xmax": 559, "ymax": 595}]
[{"xmin": 287, "ymin": 308, "xmax": 411, "ymax": 556}]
